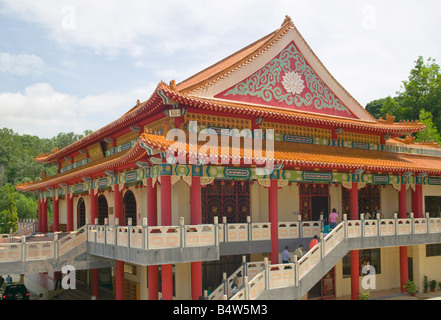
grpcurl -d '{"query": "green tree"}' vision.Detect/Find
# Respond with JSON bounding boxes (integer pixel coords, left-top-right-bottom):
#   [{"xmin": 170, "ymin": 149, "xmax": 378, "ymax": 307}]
[
  {"xmin": 399, "ymin": 56, "xmax": 441, "ymax": 125},
  {"xmin": 0, "ymin": 185, "xmax": 18, "ymax": 233},
  {"xmin": 415, "ymin": 109, "xmax": 441, "ymax": 145}
]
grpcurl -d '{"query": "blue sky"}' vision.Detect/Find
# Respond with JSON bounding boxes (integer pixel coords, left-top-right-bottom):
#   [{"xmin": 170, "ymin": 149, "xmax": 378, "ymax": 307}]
[{"xmin": 1, "ymin": 0, "xmax": 440, "ymax": 138}]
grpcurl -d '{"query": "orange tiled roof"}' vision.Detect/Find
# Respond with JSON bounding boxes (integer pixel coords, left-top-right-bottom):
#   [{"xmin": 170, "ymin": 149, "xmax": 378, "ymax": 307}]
[
  {"xmin": 17, "ymin": 132, "xmax": 441, "ymax": 192},
  {"xmin": 141, "ymin": 133, "xmax": 441, "ymax": 175},
  {"xmin": 159, "ymin": 82, "xmax": 426, "ymax": 134},
  {"xmin": 17, "ymin": 142, "xmax": 148, "ymax": 192}
]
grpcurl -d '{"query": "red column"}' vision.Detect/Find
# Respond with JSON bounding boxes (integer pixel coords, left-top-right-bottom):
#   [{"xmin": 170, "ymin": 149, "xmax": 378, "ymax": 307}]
[
  {"xmin": 269, "ymin": 179, "xmax": 278, "ymax": 265},
  {"xmin": 38, "ymin": 198, "xmax": 42, "ymax": 233},
  {"xmin": 415, "ymin": 184, "xmax": 423, "ymax": 218},
  {"xmin": 52, "ymin": 196, "xmax": 59, "ymax": 232},
  {"xmin": 90, "ymin": 189, "xmax": 99, "ymax": 299},
  {"xmin": 66, "ymin": 194, "xmax": 73, "ymax": 232},
  {"xmin": 41, "ymin": 199, "xmax": 48, "ymax": 234},
  {"xmin": 399, "ymin": 183, "xmax": 409, "ymax": 292},
  {"xmin": 349, "ymin": 182, "xmax": 359, "ymax": 300},
  {"xmin": 161, "ymin": 175, "xmax": 173, "ymax": 300},
  {"xmin": 190, "ymin": 176, "xmax": 202, "ymax": 300},
  {"xmin": 147, "ymin": 177, "xmax": 159, "ymax": 300},
  {"xmin": 114, "ymin": 183, "xmax": 125, "ymax": 300}
]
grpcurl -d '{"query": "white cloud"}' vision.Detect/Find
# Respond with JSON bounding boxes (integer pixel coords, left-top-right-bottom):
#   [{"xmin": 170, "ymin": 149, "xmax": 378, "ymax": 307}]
[
  {"xmin": 0, "ymin": 83, "xmax": 155, "ymax": 138},
  {"xmin": 0, "ymin": 52, "xmax": 46, "ymax": 76}
]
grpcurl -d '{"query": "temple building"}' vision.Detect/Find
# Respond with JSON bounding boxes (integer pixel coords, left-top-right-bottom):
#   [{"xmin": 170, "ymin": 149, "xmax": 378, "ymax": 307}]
[{"xmin": 15, "ymin": 16, "xmax": 441, "ymax": 300}]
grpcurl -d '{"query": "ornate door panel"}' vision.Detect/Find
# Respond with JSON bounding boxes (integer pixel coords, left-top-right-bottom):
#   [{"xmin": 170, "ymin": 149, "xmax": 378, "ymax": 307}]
[
  {"xmin": 202, "ymin": 180, "xmax": 250, "ymax": 224},
  {"xmin": 299, "ymin": 184, "xmax": 330, "ymax": 221}
]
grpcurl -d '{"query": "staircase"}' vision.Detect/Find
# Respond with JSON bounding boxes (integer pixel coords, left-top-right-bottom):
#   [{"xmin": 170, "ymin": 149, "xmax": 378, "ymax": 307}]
[{"xmin": 209, "ymin": 216, "xmax": 441, "ymax": 300}]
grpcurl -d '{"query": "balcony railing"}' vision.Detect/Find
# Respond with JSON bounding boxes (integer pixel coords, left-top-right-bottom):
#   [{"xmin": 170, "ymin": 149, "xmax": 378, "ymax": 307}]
[{"xmin": 208, "ymin": 212, "xmax": 441, "ymax": 300}]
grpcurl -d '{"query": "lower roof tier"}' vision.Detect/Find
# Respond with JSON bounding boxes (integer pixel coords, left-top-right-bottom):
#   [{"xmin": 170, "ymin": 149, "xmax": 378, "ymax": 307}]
[{"xmin": 16, "ymin": 132, "xmax": 441, "ymax": 194}]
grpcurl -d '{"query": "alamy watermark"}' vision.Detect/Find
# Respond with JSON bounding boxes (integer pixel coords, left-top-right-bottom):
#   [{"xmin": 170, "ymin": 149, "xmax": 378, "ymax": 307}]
[
  {"xmin": 165, "ymin": 121, "xmax": 275, "ymax": 176},
  {"xmin": 61, "ymin": 265, "xmax": 76, "ymax": 290}
]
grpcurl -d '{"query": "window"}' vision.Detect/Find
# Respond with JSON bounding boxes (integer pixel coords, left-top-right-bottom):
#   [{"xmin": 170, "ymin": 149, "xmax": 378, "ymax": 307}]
[
  {"xmin": 424, "ymin": 196, "xmax": 441, "ymax": 218},
  {"xmin": 342, "ymin": 249, "xmax": 381, "ymax": 278},
  {"xmin": 426, "ymin": 244, "xmax": 441, "ymax": 257}
]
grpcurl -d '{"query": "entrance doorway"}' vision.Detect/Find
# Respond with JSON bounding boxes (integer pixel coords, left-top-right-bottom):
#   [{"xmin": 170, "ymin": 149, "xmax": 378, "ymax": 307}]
[
  {"xmin": 299, "ymin": 184, "xmax": 330, "ymax": 221},
  {"xmin": 311, "ymin": 196, "xmax": 329, "ymax": 222}
]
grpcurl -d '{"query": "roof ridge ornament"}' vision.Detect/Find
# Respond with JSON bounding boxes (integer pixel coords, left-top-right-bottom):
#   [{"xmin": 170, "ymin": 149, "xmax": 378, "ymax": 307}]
[{"xmin": 282, "ymin": 15, "xmax": 292, "ymax": 26}]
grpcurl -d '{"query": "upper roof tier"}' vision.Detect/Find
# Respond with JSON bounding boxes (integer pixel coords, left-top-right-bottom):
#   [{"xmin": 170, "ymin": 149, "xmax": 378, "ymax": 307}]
[
  {"xmin": 177, "ymin": 16, "xmax": 375, "ymax": 121},
  {"xmin": 33, "ymin": 16, "xmax": 426, "ymax": 165}
]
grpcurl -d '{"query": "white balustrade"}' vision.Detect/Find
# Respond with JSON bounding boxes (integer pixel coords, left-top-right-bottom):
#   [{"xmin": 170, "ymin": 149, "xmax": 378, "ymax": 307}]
[
  {"xmin": 147, "ymin": 226, "xmax": 181, "ymax": 249},
  {"xmin": 429, "ymin": 218, "xmax": 441, "ymax": 234},
  {"xmin": 248, "ymin": 271, "xmax": 266, "ymax": 300},
  {"xmin": 363, "ymin": 220, "xmax": 378, "ymax": 237},
  {"xmin": 26, "ymin": 242, "xmax": 54, "ymax": 261},
  {"xmin": 96, "ymin": 226, "xmax": 106, "ymax": 244},
  {"xmin": 87, "ymin": 226, "xmax": 96, "ymax": 242},
  {"xmin": 184, "ymin": 225, "xmax": 216, "ymax": 247},
  {"xmin": 251, "ymin": 223, "xmax": 271, "ymax": 241},
  {"xmin": 246, "ymin": 261, "xmax": 265, "ymax": 279},
  {"xmin": 379, "ymin": 219, "xmax": 395, "ymax": 236},
  {"xmin": 347, "ymin": 220, "xmax": 362, "ymax": 238},
  {"xmin": 278, "ymin": 222, "xmax": 299, "ymax": 239},
  {"xmin": 230, "ymin": 288, "xmax": 245, "ymax": 300},
  {"xmin": 105, "ymin": 226, "xmax": 116, "ymax": 245},
  {"xmin": 301, "ymin": 221, "xmax": 321, "ymax": 238},
  {"xmin": 117, "ymin": 227, "xmax": 129, "ymax": 247},
  {"xmin": 0, "ymin": 244, "xmax": 21, "ymax": 262},
  {"xmin": 298, "ymin": 244, "xmax": 321, "ymax": 280},
  {"xmin": 414, "ymin": 218, "xmax": 428, "ymax": 234},
  {"xmin": 0, "ymin": 234, "xmax": 10, "ymax": 244},
  {"xmin": 397, "ymin": 219, "xmax": 412, "ymax": 235},
  {"xmin": 227, "ymin": 224, "xmax": 248, "ymax": 242},
  {"xmin": 268, "ymin": 264, "xmax": 295, "ymax": 289},
  {"xmin": 324, "ymin": 223, "xmax": 345, "ymax": 256},
  {"xmin": 129, "ymin": 226, "xmax": 145, "ymax": 249}
]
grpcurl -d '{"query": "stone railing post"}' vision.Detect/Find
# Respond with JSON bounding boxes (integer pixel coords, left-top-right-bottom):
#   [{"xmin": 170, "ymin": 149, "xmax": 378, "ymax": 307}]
[
  {"xmin": 214, "ymin": 216, "xmax": 219, "ymax": 246},
  {"xmin": 343, "ymin": 214, "xmax": 348, "ymax": 239},
  {"xmin": 264, "ymin": 257, "xmax": 270, "ymax": 290},
  {"xmin": 393, "ymin": 212, "xmax": 398, "ymax": 236},
  {"xmin": 244, "ymin": 276, "xmax": 249, "ymax": 300},
  {"xmin": 223, "ymin": 216, "xmax": 228, "ymax": 243},
  {"xmin": 242, "ymin": 255, "xmax": 248, "ymax": 278},
  {"xmin": 247, "ymin": 216, "xmax": 251, "ymax": 241},
  {"xmin": 222, "ymin": 272, "xmax": 228, "ymax": 297},
  {"xmin": 142, "ymin": 218, "xmax": 148, "ymax": 250},
  {"xmin": 320, "ymin": 233, "xmax": 324, "ymax": 259},
  {"xmin": 360, "ymin": 213, "xmax": 365, "ymax": 238},
  {"xmin": 54, "ymin": 234, "xmax": 59, "ymax": 260},
  {"xmin": 21, "ymin": 235, "xmax": 26, "ymax": 262},
  {"xmin": 180, "ymin": 217, "xmax": 185, "ymax": 248},
  {"xmin": 293, "ymin": 254, "xmax": 299, "ymax": 286}
]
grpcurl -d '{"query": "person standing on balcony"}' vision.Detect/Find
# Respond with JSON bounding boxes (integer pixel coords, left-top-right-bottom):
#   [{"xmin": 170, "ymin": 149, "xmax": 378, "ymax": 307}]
[
  {"xmin": 329, "ymin": 208, "xmax": 339, "ymax": 229},
  {"xmin": 282, "ymin": 245, "xmax": 291, "ymax": 264}
]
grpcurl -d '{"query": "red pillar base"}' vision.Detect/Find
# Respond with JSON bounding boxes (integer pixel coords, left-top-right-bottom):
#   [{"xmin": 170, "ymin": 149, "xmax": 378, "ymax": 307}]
[
  {"xmin": 161, "ymin": 264, "xmax": 173, "ymax": 300},
  {"xmin": 115, "ymin": 260, "xmax": 124, "ymax": 300},
  {"xmin": 191, "ymin": 261, "xmax": 202, "ymax": 300},
  {"xmin": 91, "ymin": 269, "xmax": 99, "ymax": 299},
  {"xmin": 148, "ymin": 265, "xmax": 159, "ymax": 300},
  {"xmin": 351, "ymin": 250, "xmax": 359, "ymax": 300},
  {"xmin": 400, "ymin": 246, "xmax": 409, "ymax": 292}
]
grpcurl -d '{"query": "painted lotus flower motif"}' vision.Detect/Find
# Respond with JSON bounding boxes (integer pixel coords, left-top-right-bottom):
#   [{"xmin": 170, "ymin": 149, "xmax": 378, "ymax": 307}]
[{"xmin": 282, "ymin": 71, "xmax": 305, "ymax": 95}]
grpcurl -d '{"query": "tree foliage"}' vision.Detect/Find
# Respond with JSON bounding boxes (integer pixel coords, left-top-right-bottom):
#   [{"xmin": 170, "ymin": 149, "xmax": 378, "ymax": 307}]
[
  {"xmin": 366, "ymin": 56, "xmax": 441, "ymax": 143},
  {"xmin": 0, "ymin": 129, "xmax": 89, "ymax": 225}
]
